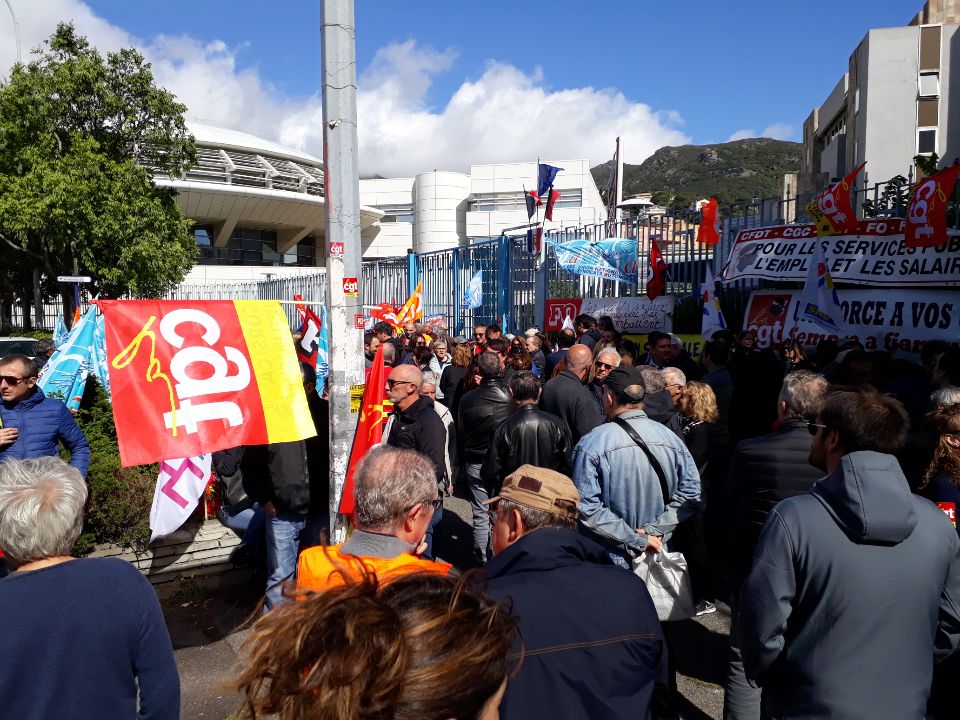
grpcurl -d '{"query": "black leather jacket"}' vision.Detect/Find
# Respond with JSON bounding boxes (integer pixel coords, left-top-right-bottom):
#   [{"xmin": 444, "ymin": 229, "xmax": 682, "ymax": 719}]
[
  {"xmin": 481, "ymin": 405, "xmax": 572, "ymax": 492},
  {"xmin": 457, "ymin": 377, "xmax": 513, "ymax": 463}
]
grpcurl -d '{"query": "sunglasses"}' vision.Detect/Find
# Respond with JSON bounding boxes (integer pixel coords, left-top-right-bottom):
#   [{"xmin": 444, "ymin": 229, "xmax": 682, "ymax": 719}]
[
  {"xmin": 594, "ymin": 361, "xmax": 615, "ymax": 371},
  {"xmin": 474, "ymin": 333, "xmax": 485, "ymax": 339},
  {"xmin": 386, "ymin": 379, "xmax": 414, "ymax": 389},
  {"xmin": 807, "ymin": 422, "xmax": 829, "ymax": 436},
  {"xmin": 0, "ymin": 375, "xmax": 32, "ymax": 386}
]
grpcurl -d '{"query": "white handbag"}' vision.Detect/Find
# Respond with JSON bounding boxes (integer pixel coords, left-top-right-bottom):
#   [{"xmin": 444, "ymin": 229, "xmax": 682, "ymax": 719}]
[{"xmin": 632, "ymin": 551, "xmax": 696, "ymax": 622}]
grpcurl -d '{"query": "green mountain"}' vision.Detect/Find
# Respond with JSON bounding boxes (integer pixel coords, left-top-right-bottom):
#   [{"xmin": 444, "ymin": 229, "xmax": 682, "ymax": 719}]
[{"xmin": 591, "ymin": 138, "xmax": 802, "ymax": 209}]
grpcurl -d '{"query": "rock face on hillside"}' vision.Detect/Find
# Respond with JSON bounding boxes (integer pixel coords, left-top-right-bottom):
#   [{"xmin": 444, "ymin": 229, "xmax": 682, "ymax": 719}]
[{"xmin": 592, "ymin": 138, "xmax": 802, "ymax": 207}]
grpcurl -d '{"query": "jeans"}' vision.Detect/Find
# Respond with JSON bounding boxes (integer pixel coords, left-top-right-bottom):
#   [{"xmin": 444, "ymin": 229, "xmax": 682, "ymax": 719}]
[
  {"xmin": 723, "ymin": 590, "xmax": 762, "ymax": 720},
  {"xmin": 264, "ymin": 511, "xmax": 306, "ymax": 612},
  {"xmin": 467, "ymin": 463, "xmax": 492, "ymax": 564},
  {"xmin": 220, "ymin": 502, "xmax": 266, "ymax": 546},
  {"xmin": 423, "ymin": 499, "xmax": 443, "ymax": 559}
]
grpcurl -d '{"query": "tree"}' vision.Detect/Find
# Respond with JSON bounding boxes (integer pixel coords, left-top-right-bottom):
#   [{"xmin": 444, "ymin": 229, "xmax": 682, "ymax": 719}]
[{"xmin": 0, "ymin": 23, "xmax": 198, "ymax": 326}]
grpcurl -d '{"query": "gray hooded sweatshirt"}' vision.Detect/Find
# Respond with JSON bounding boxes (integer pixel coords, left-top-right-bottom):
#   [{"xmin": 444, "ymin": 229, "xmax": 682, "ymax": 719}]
[{"xmin": 740, "ymin": 450, "xmax": 960, "ymax": 720}]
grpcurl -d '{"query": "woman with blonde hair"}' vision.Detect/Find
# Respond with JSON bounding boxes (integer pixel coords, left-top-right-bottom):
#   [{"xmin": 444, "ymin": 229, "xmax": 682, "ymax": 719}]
[
  {"xmin": 679, "ymin": 381, "xmax": 718, "ymax": 474},
  {"xmin": 234, "ymin": 572, "xmax": 517, "ymax": 720}
]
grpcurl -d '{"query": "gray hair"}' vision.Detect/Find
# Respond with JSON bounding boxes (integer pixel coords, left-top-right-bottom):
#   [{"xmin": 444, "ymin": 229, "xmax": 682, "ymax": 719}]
[
  {"xmin": 381, "ymin": 343, "xmax": 396, "ymax": 363},
  {"xmin": 0, "ymin": 457, "xmax": 87, "ymax": 563},
  {"xmin": 596, "ymin": 347, "xmax": 621, "ymax": 367},
  {"xmin": 662, "ymin": 367, "xmax": 687, "ymax": 387},
  {"xmin": 931, "ymin": 385, "xmax": 960, "ymax": 408},
  {"xmin": 354, "ymin": 446, "xmax": 437, "ymax": 532},
  {"xmin": 638, "ymin": 365, "xmax": 666, "ymax": 394},
  {"xmin": 421, "ymin": 370, "xmax": 439, "ymax": 387},
  {"xmin": 496, "ymin": 498, "xmax": 577, "ymax": 532},
  {"xmin": 779, "ymin": 370, "xmax": 829, "ymax": 421}
]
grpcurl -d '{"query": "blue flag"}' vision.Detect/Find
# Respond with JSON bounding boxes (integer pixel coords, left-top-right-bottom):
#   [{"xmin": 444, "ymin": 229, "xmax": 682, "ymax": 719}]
[
  {"xmin": 53, "ymin": 314, "xmax": 69, "ymax": 348},
  {"xmin": 463, "ymin": 271, "xmax": 482, "ymax": 309},
  {"xmin": 37, "ymin": 307, "xmax": 98, "ymax": 413},
  {"xmin": 548, "ymin": 236, "xmax": 638, "ymax": 284},
  {"xmin": 537, "ymin": 163, "xmax": 563, "ymax": 198},
  {"xmin": 316, "ymin": 304, "xmax": 330, "ymax": 381},
  {"xmin": 92, "ymin": 310, "xmax": 112, "ymax": 400}
]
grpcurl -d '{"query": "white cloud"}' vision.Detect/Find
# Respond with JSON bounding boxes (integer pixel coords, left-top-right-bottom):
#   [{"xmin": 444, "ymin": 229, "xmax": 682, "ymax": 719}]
[
  {"xmin": 0, "ymin": 0, "xmax": 691, "ymax": 176},
  {"xmin": 727, "ymin": 123, "xmax": 796, "ymax": 143}
]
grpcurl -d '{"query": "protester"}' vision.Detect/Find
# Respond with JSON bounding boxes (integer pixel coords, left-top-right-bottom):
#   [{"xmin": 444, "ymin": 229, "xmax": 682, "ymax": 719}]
[
  {"xmin": 639, "ymin": 365, "xmax": 682, "ymax": 437},
  {"xmin": 363, "ymin": 331, "xmax": 380, "ymax": 368},
  {"xmin": 483, "ymin": 464, "xmax": 667, "ymax": 720},
  {"xmin": 373, "ymin": 320, "xmax": 405, "ymax": 363},
  {"xmin": 214, "ymin": 445, "xmax": 265, "ymax": 565},
  {"xmin": 457, "ymin": 352, "xmax": 513, "ymax": 564},
  {"xmin": 421, "ymin": 371, "xmax": 455, "ymax": 490},
  {"xmin": 544, "ymin": 328, "xmax": 576, "ymax": 377},
  {"xmin": 920, "ymin": 404, "xmax": 960, "ymax": 537},
  {"xmin": 298, "ymin": 447, "xmax": 450, "ymax": 591},
  {"xmin": 525, "ymin": 333, "xmax": 546, "ymax": 376},
  {"xmin": 439, "ymin": 341, "xmax": 471, "ymax": 408},
  {"xmin": 662, "ymin": 366, "xmax": 687, "ymax": 409},
  {"xmin": 486, "ymin": 337, "xmax": 513, "ymax": 383},
  {"xmin": 0, "ymin": 457, "xmax": 180, "ymax": 719},
  {"xmin": 485, "ymin": 323, "xmax": 503, "ymax": 343},
  {"xmin": 700, "ymin": 340, "xmax": 733, "ymax": 450},
  {"xmin": 482, "ymin": 371, "xmax": 572, "ymax": 494},
  {"xmin": 667, "ymin": 334, "xmax": 702, "ymax": 380},
  {"xmin": 934, "ymin": 348, "xmax": 960, "ymax": 388},
  {"xmin": 473, "ymin": 324, "xmax": 487, "ymax": 350},
  {"xmin": 382, "ymin": 364, "xmax": 448, "ymax": 558},
  {"xmin": 34, "ymin": 338, "xmax": 55, "ymax": 365},
  {"xmin": 236, "ymin": 571, "xmax": 515, "ymax": 720},
  {"xmin": 587, "ymin": 346, "xmax": 621, "ymax": 414},
  {"xmin": 739, "ymin": 388, "xmax": 960, "ymax": 720},
  {"xmin": 638, "ymin": 331, "xmax": 674, "ymax": 370},
  {"xmin": 729, "ymin": 331, "xmax": 783, "ymax": 442},
  {"xmin": 722, "ymin": 370, "xmax": 828, "ymax": 719},
  {"xmin": 0, "ymin": 354, "xmax": 90, "ymax": 477},
  {"xmin": 679, "ymin": 381, "xmax": 718, "ymax": 475},
  {"xmin": 301, "ymin": 363, "xmax": 331, "ymax": 546},
  {"xmin": 574, "ymin": 313, "xmax": 600, "ymax": 349},
  {"xmin": 931, "ymin": 385, "xmax": 960, "ymax": 410},
  {"xmin": 540, "ymin": 344, "xmax": 603, "ymax": 446},
  {"xmin": 428, "ymin": 338, "xmax": 451, "ymax": 398}
]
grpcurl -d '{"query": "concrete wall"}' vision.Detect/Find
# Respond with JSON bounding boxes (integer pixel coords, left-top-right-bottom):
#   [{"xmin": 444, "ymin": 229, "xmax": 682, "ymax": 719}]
[
  {"xmin": 944, "ymin": 24, "xmax": 960, "ymax": 165},
  {"xmin": 359, "ymin": 177, "xmax": 416, "ymax": 257},
  {"xmin": 183, "ymin": 263, "xmax": 322, "ymax": 283},
  {"xmin": 413, "ymin": 171, "xmax": 470, "ymax": 253}
]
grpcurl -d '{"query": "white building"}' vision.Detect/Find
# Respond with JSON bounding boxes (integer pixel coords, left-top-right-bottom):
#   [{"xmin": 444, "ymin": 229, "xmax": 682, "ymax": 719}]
[{"xmin": 360, "ymin": 160, "xmax": 607, "ymax": 259}]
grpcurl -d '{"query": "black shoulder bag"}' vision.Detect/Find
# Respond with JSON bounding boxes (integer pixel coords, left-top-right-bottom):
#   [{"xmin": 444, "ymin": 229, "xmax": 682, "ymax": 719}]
[{"xmin": 613, "ymin": 416, "xmax": 670, "ymax": 504}]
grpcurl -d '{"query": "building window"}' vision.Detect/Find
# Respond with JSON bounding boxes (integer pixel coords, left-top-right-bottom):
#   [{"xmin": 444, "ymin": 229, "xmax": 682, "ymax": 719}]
[
  {"xmin": 193, "ymin": 225, "xmax": 213, "ymax": 247},
  {"xmin": 553, "ymin": 189, "xmax": 583, "ymax": 208},
  {"xmin": 378, "ymin": 204, "xmax": 415, "ymax": 223},
  {"xmin": 918, "ymin": 98, "xmax": 939, "ymax": 127},
  {"xmin": 919, "ymin": 25, "xmax": 941, "ymax": 71},
  {"xmin": 919, "ymin": 72, "xmax": 940, "ymax": 98},
  {"xmin": 918, "ymin": 128, "xmax": 937, "ymax": 155}
]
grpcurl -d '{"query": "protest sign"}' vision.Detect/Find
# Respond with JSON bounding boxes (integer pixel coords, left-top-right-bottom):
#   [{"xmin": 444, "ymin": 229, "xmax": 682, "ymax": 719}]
[
  {"xmin": 743, "ymin": 289, "xmax": 960, "ymax": 356},
  {"xmin": 100, "ymin": 300, "xmax": 316, "ymax": 467},
  {"xmin": 548, "ymin": 237, "xmax": 639, "ymax": 284},
  {"xmin": 544, "ymin": 296, "xmax": 674, "ymax": 333},
  {"xmin": 724, "ymin": 220, "xmax": 960, "ymax": 285}
]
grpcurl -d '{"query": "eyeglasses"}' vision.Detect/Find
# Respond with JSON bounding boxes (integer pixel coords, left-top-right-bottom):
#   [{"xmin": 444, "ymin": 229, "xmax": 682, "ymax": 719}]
[
  {"xmin": 0, "ymin": 375, "xmax": 32, "ymax": 386},
  {"xmin": 386, "ymin": 379, "xmax": 414, "ymax": 389},
  {"xmin": 807, "ymin": 422, "xmax": 829, "ymax": 436},
  {"xmin": 594, "ymin": 361, "xmax": 615, "ymax": 371},
  {"xmin": 474, "ymin": 333, "xmax": 485, "ymax": 339}
]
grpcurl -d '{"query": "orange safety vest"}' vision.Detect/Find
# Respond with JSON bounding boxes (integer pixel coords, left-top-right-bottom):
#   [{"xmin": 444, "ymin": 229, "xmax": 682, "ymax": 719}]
[{"xmin": 297, "ymin": 543, "xmax": 452, "ymax": 593}]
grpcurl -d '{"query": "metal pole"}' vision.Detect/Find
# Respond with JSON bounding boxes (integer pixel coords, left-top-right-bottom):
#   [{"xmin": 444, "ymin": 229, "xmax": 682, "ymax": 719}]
[{"xmin": 321, "ymin": 0, "xmax": 363, "ymax": 543}]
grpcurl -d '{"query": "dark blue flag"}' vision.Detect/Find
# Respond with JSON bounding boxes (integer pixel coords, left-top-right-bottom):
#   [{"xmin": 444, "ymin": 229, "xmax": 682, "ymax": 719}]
[
  {"xmin": 525, "ymin": 189, "xmax": 538, "ymax": 219},
  {"xmin": 537, "ymin": 163, "xmax": 563, "ymax": 198}
]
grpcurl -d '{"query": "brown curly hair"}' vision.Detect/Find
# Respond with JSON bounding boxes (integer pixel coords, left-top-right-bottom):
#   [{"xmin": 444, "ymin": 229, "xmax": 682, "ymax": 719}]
[
  {"xmin": 923, "ymin": 404, "xmax": 960, "ymax": 489},
  {"xmin": 233, "ymin": 572, "xmax": 517, "ymax": 720}
]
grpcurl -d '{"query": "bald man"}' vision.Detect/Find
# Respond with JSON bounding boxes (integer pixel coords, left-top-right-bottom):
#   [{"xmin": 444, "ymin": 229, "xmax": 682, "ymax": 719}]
[
  {"xmin": 540, "ymin": 344, "xmax": 603, "ymax": 445},
  {"xmin": 382, "ymin": 364, "xmax": 449, "ymax": 558}
]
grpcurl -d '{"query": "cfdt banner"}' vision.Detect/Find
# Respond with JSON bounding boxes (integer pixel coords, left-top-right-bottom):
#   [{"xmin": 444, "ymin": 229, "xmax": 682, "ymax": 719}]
[
  {"xmin": 100, "ymin": 300, "xmax": 316, "ymax": 467},
  {"xmin": 724, "ymin": 220, "xmax": 960, "ymax": 285},
  {"xmin": 742, "ymin": 289, "xmax": 960, "ymax": 356},
  {"xmin": 544, "ymin": 296, "xmax": 674, "ymax": 333}
]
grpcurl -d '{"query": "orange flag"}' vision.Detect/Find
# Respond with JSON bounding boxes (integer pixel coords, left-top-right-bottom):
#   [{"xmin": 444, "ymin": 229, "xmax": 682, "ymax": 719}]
[
  {"xmin": 807, "ymin": 162, "xmax": 866, "ymax": 236},
  {"xmin": 394, "ymin": 281, "xmax": 423, "ymax": 326},
  {"xmin": 696, "ymin": 197, "xmax": 721, "ymax": 245},
  {"xmin": 338, "ymin": 345, "xmax": 392, "ymax": 518}
]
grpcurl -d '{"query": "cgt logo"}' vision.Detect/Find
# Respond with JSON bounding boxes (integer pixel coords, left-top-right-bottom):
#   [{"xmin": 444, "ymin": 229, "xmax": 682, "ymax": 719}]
[
  {"xmin": 545, "ymin": 300, "xmax": 582, "ymax": 330},
  {"xmin": 343, "ymin": 277, "xmax": 359, "ymax": 297}
]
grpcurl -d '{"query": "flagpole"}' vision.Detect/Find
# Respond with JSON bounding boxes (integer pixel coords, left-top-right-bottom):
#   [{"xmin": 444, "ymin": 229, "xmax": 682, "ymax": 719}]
[{"xmin": 615, "ymin": 136, "xmax": 623, "ymax": 226}]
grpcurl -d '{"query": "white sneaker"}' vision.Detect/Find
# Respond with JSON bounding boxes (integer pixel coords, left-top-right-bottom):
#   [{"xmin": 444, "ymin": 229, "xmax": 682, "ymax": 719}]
[{"xmin": 695, "ymin": 600, "xmax": 716, "ymax": 616}]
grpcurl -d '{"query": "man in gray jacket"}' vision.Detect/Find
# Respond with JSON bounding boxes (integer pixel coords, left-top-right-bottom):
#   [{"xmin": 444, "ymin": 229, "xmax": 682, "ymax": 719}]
[{"xmin": 740, "ymin": 388, "xmax": 960, "ymax": 720}]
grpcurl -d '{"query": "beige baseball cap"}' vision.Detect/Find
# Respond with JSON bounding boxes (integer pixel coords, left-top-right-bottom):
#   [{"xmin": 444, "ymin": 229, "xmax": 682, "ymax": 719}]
[{"xmin": 485, "ymin": 464, "xmax": 580, "ymax": 520}]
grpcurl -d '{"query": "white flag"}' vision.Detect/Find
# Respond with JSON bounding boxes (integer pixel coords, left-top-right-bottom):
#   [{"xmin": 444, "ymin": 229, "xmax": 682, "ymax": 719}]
[
  {"xmin": 463, "ymin": 271, "xmax": 482, "ymax": 309},
  {"xmin": 793, "ymin": 240, "xmax": 844, "ymax": 334},
  {"xmin": 561, "ymin": 313, "xmax": 575, "ymax": 331},
  {"xmin": 149, "ymin": 455, "xmax": 212, "ymax": 542},
  {"xmin": 701, "ymin": 262, "xmax": 727, "ymax": 340}
]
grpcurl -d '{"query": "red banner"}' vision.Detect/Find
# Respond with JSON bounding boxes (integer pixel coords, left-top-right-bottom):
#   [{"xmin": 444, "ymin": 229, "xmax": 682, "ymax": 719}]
[
  {"xmin": 696, "ymin": 197, "xmax": 720, "ymax": 245},
  {"xmin": 101, "ymin": 300, "xmax": 316, "ymax": 467},
  {"xmin": 646, "ymin": 239, "xmax": 667, "ymax": 300},
  {"xmin": 906, "ymin": 164, "xmax": 960, "ymax": 247}
]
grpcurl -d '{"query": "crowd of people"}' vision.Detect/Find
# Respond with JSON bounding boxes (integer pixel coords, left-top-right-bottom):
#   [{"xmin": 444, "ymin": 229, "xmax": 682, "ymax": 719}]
[{"xmin": 1, "ymin": 312, "xmax": 959, "ymax": 719}]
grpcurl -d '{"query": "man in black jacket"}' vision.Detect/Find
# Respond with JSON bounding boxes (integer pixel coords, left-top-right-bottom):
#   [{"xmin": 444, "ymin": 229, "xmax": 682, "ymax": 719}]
[
  {"xmin": 723, "ymin": 370, "xmax": 828, "ymax": 719},
  {"xmin": 483, "ymin": 464, "xmax": 667, "ymax": 720},
  {"xmin": 458, "ymin": 351, "xmax": 513, "ymax": 563},
  {"xmin": 482, "ymin": 371, "xmax": 571, "ymax": 494},
  {"xmin": 540, "ymin": 344, "xmax": 602, "ymax": 445},
  {"xmin": 638, "ymin": 366, "xmax": 682, "ymax": 438},
  {"xmin": 382, "ymin": 363, "xmax": 448, "ymax": 559}
]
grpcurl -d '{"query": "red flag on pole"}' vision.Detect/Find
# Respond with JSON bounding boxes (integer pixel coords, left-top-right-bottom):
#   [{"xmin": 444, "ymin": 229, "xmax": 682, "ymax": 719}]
[
  {"xmin": 807, "ymin": 162, "xmax": 866, "ymax": 236},
  {"xmin": 338, "ymin": 345, "xmax": 392, "ymax": 518},
  {"xmin": 696, "ymin": 197, "xmax": 721, "ymax": 245},
  {"xmin": 646, "ymin": 240, "xmax": 668, "ymax": 300},
  {"xmin": 905, "ymin": 164, "xmax": 960, "ymax": 247}
]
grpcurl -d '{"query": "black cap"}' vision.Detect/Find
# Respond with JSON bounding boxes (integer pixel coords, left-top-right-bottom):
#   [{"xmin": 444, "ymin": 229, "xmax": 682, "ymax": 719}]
[{"xmin": 603, "ymin": 366, "xmax": 646, "ymax": 401}]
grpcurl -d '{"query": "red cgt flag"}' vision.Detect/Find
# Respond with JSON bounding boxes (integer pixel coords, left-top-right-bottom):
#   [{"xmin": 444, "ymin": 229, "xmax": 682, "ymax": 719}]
[
  {"xmin": 807, "ymin": 162, "xmax": 866, "ymax": 236},
  {"xmin": 906, "ymin": 164, "xmax": 960, "ymax": 247},
  {"xmin": 646, "ymin": 240, "xmax": 668, "ymax": 300},
  {"xmin": 696, "ymin": 198, "xmax": 721, "ymax": 245},
  {"xmin": 293, "ymin": 294, "xmax": 322, "ymax": 368},
  {"xmin": 338, "ymin": 345, "xmax": 392, "ymax": 518}
]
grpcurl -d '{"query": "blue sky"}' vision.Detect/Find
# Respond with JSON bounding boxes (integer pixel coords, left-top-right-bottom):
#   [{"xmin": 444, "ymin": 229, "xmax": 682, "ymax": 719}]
[{"xmin": 2, "ymin": 0, "xmax": 920, "ymax": 173}]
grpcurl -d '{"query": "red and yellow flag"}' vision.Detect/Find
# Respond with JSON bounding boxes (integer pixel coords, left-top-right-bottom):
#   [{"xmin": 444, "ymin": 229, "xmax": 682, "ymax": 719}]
[
  {"xmin": 339, "ymin": 345, "xmax": 391, "ymax": 518},
  {"xmin": 100, "ymin": 300, "xmax": 316, "ymax": 467},
  {"xmin": 394, "ymin": 281, "xmax": 423, "ymax": 326},
  {"xmin": 807, "ymin": 162, "xmax": 865, "ymax": 236},
  {"xmin": 905, "ymin": 164, "xmax": 960, "ymax": 247}
]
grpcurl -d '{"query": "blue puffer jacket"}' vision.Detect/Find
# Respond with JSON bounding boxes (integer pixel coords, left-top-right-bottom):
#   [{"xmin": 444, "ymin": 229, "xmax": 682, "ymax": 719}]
[{"xmin": 0, "ymin": 388, "xmax": 91, "ymax": 477}]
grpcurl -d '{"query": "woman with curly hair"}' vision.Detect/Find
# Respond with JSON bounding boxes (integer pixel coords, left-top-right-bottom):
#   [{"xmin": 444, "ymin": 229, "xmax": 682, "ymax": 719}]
[
  {"xmin": 920, "ymin": 404, "xmax": 960, "ymax": 539},
  {"xmin": 679, "ymin": 381, "xmax": 719, "ymax": 475},
  {"xmin": 234, "ymin": 572, "xmax": 517, "ymax": 720}
]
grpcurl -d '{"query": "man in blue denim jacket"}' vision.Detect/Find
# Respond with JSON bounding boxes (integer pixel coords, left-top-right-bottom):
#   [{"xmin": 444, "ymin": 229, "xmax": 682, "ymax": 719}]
[{"xmin": 571, "ymin": 366, "xmax": 701, "ymax": 568}]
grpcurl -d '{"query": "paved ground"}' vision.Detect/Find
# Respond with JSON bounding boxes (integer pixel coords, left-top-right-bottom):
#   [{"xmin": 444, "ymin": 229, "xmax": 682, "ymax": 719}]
[{"xmin": 165, "ymin": 493, "xmax": 729, "ymax": 719}]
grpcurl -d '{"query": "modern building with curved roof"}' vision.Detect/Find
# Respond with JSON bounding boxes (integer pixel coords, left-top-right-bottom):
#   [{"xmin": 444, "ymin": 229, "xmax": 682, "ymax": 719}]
[{"xmin": 150, "ymin": 122, "xmax": 383, "ymax": 281}]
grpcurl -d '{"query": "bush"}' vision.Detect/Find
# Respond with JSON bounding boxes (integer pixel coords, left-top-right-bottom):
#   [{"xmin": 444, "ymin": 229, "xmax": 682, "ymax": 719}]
[{"xmin": 71, "ymin": 379, "xmax": 156, "ymax": 554}]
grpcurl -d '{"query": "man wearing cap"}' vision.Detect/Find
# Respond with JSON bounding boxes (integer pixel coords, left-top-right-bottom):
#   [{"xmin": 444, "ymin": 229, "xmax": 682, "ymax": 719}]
[
  {"xmin": 571, "ymin": 366, "xmax": 701, "ymax": 568},
  {"xmin": 483, "ymin": 464, "xmax": 667, "ymax": 720}
]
